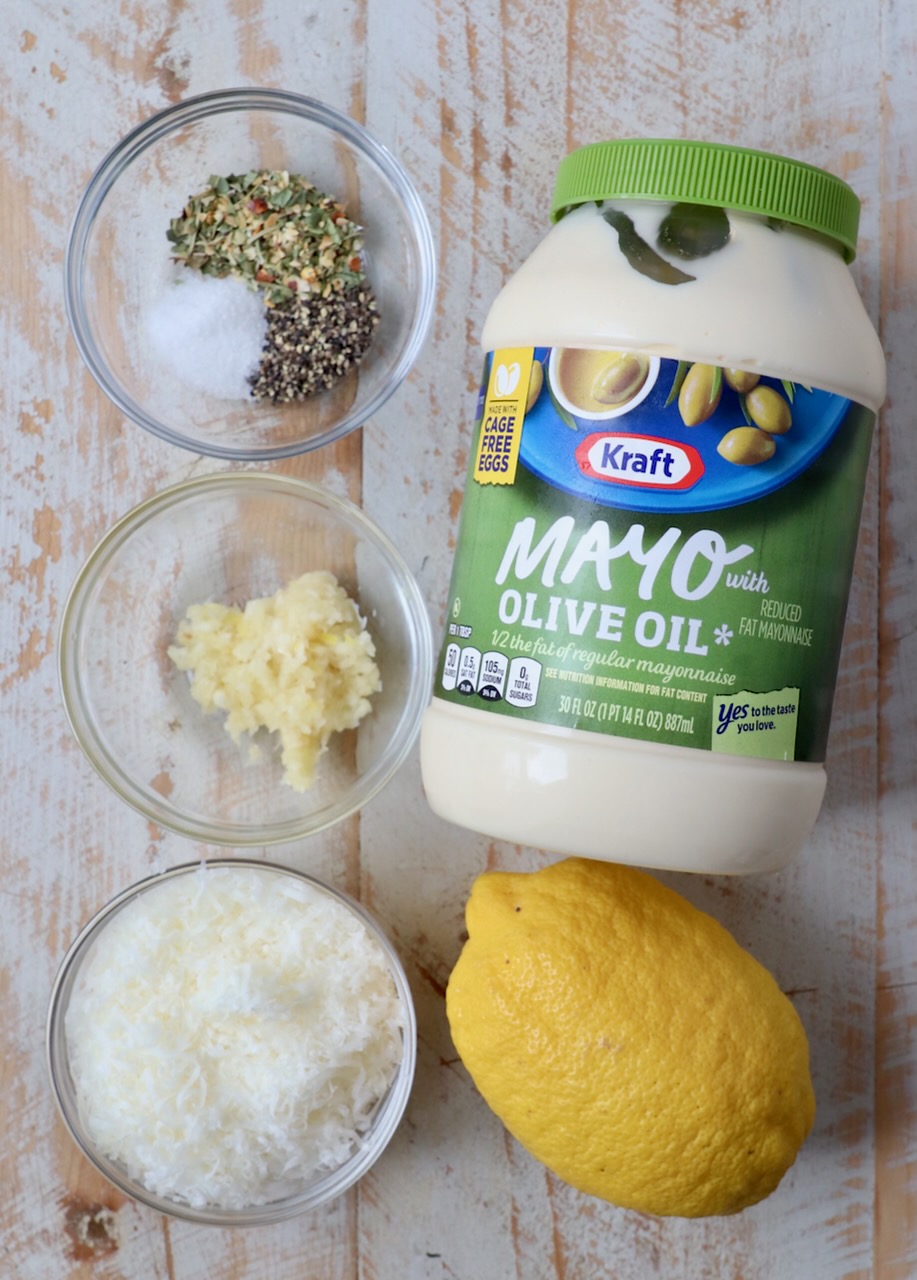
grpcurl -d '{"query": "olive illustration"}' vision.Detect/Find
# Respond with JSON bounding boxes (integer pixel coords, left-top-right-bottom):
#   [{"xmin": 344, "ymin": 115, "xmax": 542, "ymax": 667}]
[
  {"xmin": 745, "ymin": 385, "xmax": 792, "ymax": 434},
  {"xmin": 526, "ymin": 361, "xmax": 544, "ymax": 412},
  {"xmin": 723, "ymin": 368, "xmax": 760, "ymax": 394},
  {"xmin": 657, "ymin": 203, "xmax": 731, "ymax": 260},
  {"xmin": 678, "ymin": 363, "xmax": 722, "ymax": 426},
  {"xmin": 717, "ymin": 427, "xmax": 777, "ymax": 465},
  {"xmin": 602, "ymin": 209, "xmax": 695, "ymax": 286},
  {"xmin": 592, "ymin": 354, "xmax": 649, "ymax": 406}
]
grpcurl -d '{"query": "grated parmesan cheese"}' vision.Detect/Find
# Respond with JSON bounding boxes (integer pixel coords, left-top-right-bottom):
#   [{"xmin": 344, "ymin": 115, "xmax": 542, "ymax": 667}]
[
  {"xmin": 167, "ymin": 570, "xmax": 382, "ymax": 791},
  {"xmin": 65, "ymin": 865, "xmax": 405, "ymax": 1210}
]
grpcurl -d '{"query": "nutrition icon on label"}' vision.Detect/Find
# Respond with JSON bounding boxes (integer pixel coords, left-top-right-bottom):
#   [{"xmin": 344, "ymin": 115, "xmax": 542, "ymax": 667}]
[
  {"xmin": 442, "ymin": 644, "xmax": 481, "ymax": 695},
  {"xmin": 478, "ymin": 651, "xmax": 508, "ymax": 700},
  {"xmin": 505, "ymin": 657, "xmax": 541, "ymax": 707},
  {"xmin": 441, "ymin": 642, "xmax": 461, "ymax": 690},
  {"xmin": 440, "ymin": 641, "xmax": 542, "ymax": 708}
]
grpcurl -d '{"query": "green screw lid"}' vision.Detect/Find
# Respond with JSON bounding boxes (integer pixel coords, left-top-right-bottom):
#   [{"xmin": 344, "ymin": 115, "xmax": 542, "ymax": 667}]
[{"xmin": 551, "ymin": 139, "xmax": 861, "ymax": 262}]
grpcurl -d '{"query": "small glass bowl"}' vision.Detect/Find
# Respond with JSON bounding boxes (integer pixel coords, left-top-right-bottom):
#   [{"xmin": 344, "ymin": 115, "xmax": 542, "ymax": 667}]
[
  {"xmin": 64, "ymin": 88, "xmax": 436, "ymax": 459},
  {"xmin": 58, "ymin": 472, "xmax": 433, "ymax": 845},
  {"xmin": 47, "ymin": 859, "xmax": 417, "ymax": 1225}
]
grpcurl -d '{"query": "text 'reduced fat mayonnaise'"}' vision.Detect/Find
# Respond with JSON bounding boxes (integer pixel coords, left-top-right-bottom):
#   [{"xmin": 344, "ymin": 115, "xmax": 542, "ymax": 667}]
[{"xmin": 420, "ymin": 139, "xmax": 885, "ymax": 874}]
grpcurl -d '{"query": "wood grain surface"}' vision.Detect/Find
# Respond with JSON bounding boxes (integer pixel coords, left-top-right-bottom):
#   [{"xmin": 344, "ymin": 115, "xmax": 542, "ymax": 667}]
[{"xmin": 1, "ymin": 1, "xmax": 914, "ymax": 1277}]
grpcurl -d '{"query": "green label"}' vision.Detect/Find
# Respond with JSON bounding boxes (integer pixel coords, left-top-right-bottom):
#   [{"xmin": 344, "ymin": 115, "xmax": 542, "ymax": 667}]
[
  {"xmin": 711, "ymin": 687, "xmax": 799, "ymax": 760},
  {"xmin": 436, "ymin": 348, "xmax": 875, "ymax": 763}
]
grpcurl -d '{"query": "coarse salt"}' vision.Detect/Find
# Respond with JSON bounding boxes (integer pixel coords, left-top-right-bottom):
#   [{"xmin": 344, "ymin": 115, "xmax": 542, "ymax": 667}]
[
  {"xmin": 146, "ymin": 273, "xmax": 267, "ymax": 400},
  {"xmin": 64, "ymin": 865, "xmax": 406, "ymax": 1210}
]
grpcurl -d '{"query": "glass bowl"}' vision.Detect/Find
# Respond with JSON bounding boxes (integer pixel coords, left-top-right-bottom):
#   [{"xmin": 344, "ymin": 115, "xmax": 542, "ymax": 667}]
[
  {"xmin": 58, "ymin": 472, "xmax": 433, "ymax": 844},
  {"xmin": 64, "ymin": 88, "xmax": 436, "ymax": 459},
  {"xmin": 47, "ymin": 859, "xmax": 417, "ymax": 1225}
]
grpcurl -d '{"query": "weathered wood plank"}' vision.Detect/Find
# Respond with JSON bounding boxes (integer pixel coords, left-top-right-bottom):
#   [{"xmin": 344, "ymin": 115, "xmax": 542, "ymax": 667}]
[
  {"xmin": 1, "ymin": 0, "xmax": 914, "ymax": 1275},
  {"xmin": 0, "ymin": 1, "xmax": 369, "ymax": 1276},
  {"xmin": 876, "ymin": 0, "xmax": 917, "ymax": 1273}
]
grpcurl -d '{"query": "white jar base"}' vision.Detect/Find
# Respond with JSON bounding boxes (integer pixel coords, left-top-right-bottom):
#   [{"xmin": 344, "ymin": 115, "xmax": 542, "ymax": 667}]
[{"xmin": 420, "ymin": 698, "xmax": 826, "ymax": 875}]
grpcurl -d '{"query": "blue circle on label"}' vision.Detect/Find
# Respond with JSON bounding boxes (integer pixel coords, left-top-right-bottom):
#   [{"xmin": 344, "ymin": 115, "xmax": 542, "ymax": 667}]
[{"xmin": 519, "ymin": 351, "xmax": 850, "ymax": 513}]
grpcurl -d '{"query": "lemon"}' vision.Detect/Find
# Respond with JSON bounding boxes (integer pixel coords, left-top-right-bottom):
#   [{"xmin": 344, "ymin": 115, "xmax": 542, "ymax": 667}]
[{"xmin": 446, "ymin": 858, "xmax": 815, "ymax": 1217}]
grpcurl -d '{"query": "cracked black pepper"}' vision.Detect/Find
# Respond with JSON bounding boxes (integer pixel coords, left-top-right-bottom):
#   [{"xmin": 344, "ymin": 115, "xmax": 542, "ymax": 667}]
[{"xmin": 249, "ymin": 285, "xmax": 380, "ymax": 402}]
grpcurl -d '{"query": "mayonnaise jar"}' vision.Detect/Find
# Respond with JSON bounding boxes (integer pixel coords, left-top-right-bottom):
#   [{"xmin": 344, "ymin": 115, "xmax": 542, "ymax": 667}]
[{"xmin": 420, "ymin": 139, "xmax": 885, "ymax": 874}]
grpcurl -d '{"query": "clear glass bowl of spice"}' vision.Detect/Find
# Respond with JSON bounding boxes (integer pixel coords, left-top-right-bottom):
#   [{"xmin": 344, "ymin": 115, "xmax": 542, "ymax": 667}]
[
  {"xmin": 58, "ymin": 472, "xmax": 433, "ymax": 845},
  {"xmin": 47, "ymin": 859, "xmax": 418, "ymax": 1225},
  {"xmin": 65, "ymin": 88, "xmax": 436, "ymax": 459}
]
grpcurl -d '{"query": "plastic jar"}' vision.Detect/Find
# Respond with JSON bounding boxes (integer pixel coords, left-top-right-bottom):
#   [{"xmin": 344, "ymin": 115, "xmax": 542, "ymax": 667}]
[{"xmin": 420, "ymin": 139, "xmax": 885, "ymax": 874}]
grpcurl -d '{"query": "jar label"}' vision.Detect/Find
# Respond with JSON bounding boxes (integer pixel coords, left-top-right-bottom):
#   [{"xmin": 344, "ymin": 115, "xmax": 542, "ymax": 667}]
[{"xmin": 435, "ymin": 348, "xmax": 875, "ymax": 763}]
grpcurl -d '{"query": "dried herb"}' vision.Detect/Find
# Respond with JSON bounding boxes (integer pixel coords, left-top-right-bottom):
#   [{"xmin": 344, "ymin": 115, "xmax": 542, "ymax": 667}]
[
  {"xmin": 657, "ymin": 203, "xmax": 730, "ymax": 259},
  {"xmin": 167, "ymin": 170, "xmax": 367, "ymax": 307},
  {"xmin": 249, "ymin": 285, "xmax": 380, "ymax": 402},
  {"xmin": 601, "ymin": 209, "xmax": 696, "ymax": 286}
]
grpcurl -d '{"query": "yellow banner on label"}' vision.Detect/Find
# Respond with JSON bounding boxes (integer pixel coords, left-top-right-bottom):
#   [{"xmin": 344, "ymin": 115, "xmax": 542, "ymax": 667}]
[{"xmin": 472, "ymin": 347, "xmax": 536, "ymax": 485}]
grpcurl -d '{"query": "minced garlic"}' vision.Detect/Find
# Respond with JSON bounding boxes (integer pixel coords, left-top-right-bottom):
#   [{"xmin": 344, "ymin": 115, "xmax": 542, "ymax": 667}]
[{"xmin": 168, "ymin": 571, "xmax": 381, "ymax": 790}]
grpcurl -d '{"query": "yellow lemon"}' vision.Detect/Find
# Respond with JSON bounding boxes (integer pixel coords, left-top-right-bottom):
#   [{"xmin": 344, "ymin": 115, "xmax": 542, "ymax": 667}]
[{"xmin": 446, "ymin": 858, "xmax": 815, "ymax": 1217}]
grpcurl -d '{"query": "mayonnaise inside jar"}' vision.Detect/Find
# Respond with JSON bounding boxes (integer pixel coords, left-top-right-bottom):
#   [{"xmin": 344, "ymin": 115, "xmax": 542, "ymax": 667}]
[{"xmin": 420, "ymin": 139, "xmax": 885, "ymax": 875}]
